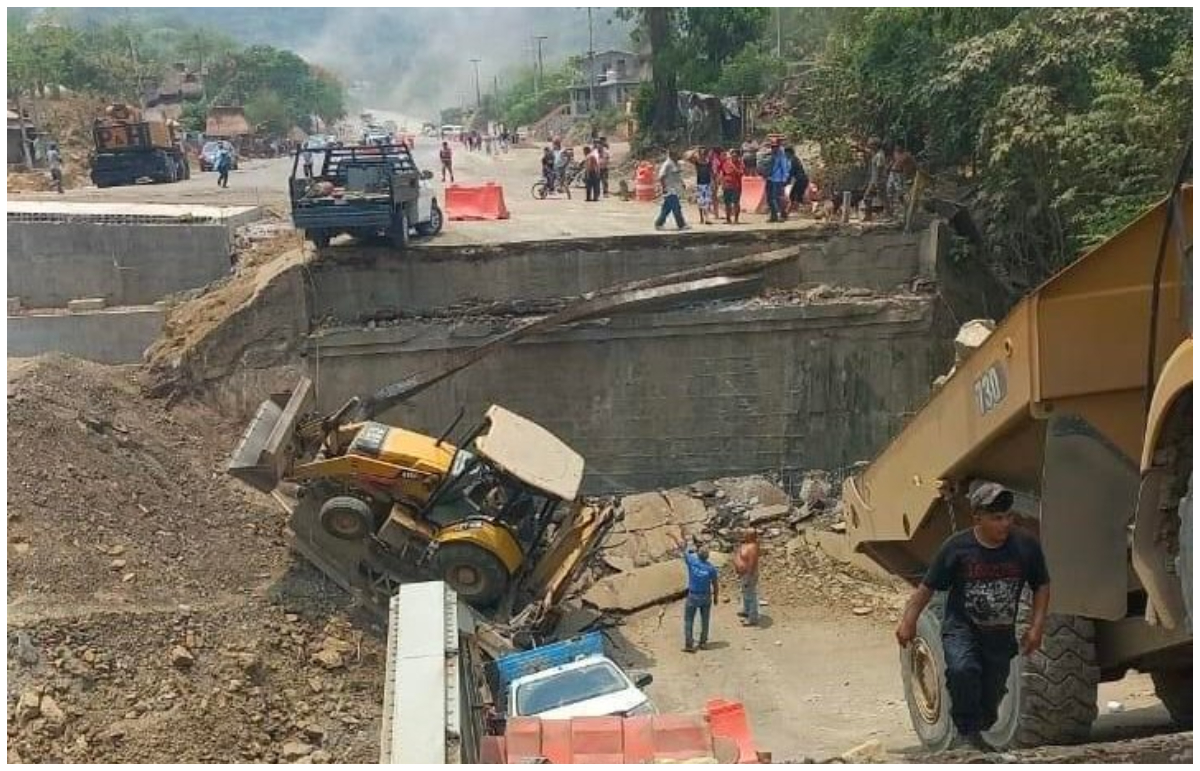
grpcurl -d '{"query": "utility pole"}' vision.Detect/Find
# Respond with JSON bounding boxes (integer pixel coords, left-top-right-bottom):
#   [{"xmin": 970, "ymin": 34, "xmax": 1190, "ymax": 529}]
[
  {"xmin": 470, "ymin": 58, "xmax": 482, "ymax": 109},
  {"xmin": 587, "ymin": 8, "xmax": 595, "ymax": 117},
  {"xmin": 775, "ymin": 8, "xmax": 782, "ymax": 57},
  {"xmin": 535, "ymin": 35, "xmax": 548, "ymax": 102}
]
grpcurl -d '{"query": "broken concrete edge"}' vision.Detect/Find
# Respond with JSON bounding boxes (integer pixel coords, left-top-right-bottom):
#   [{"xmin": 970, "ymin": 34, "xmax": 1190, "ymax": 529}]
[{"xmin": 581, "ymin": 552, "xmax": 730, "ymax": 614}]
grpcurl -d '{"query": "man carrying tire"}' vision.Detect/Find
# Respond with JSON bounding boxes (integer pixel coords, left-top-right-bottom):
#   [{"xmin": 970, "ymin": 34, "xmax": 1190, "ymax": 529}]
[{"xmin": 895, "ymin": 483, "xmax": 1051, "ymax": 752}]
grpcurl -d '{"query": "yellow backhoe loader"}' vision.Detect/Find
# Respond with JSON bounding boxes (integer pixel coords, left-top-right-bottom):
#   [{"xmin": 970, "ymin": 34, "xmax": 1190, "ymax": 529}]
[
  {"xmin": 228, "ymin": 376, "xmax": 616, "ymax": 627},
  {"xmin": 844, "ymin": 163, "xmax": 1192, "ymax": 751}
]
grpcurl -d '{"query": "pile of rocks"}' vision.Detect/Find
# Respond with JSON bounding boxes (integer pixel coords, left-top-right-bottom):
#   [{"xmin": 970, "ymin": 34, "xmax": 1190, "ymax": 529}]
[
  {"xmin": 692, "ymin": 470, "xmax": 843, "ymax": 553},
  {"xmin": 581, "ymin": 471, "xmax": 857, "ymax": 615}
]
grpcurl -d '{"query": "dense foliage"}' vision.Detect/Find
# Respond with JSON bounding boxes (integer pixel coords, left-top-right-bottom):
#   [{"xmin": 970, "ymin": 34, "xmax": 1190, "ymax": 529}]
[
  {"xmin": 7, "ymin": 9, "xmax": 345, "ymax": 134},
  {"xmin": 786, "ymin": 7, "xmax": 1192, "ymax": 288}
]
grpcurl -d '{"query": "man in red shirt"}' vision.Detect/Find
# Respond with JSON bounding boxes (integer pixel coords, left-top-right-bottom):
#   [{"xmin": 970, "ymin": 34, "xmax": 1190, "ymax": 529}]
[{"xmin": 720, "ymin": 149, "xmax": 744, "ymax": 224}]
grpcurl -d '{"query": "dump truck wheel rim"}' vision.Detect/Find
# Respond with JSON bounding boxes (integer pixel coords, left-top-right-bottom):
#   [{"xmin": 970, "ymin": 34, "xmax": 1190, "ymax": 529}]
[{"xmin": 911, "ymin": 637, "xmax": 941, "ymax": 724}]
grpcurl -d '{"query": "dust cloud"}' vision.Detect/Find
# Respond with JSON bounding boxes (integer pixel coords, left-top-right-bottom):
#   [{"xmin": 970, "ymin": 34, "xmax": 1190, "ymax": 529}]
[{"xmin": 294, "ymin": 8, "xmax": 633, "ymax": 122}]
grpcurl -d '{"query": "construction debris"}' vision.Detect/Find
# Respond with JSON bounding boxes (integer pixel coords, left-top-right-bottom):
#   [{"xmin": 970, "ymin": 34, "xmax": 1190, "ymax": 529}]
[{"xmin": 954, "ymin": 318, "xmax": 995, "ymax": 363}]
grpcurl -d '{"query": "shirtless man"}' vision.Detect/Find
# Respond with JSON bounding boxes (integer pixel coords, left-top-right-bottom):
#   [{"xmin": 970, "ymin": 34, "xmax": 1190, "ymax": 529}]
[{"xmin": 733, "ymin": 529, "xmax": 761, "ymax": 626}]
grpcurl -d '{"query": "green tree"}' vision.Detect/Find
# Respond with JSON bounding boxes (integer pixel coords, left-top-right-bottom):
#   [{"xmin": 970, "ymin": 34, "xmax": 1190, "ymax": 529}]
[{"xmin": 676, "ymin": 8, "xmax": 770, "ymax": 92}]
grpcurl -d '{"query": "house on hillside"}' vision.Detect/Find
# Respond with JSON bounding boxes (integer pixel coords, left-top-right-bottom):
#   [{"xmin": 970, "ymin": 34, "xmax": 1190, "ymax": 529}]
[
  {"xmin": 568, "ymin": 49, "xmax": 649, "ymax": 117},
  {"xmin": 145, "ymin": 62, "xmax": 204, "ymax": 123},
  {"xmin": 7, "ymin": 107, "xmax": 38, "ymax": 166},
  {"xmin": 205, "ymin": 106, "xmax": 251, "ymax": 140}
]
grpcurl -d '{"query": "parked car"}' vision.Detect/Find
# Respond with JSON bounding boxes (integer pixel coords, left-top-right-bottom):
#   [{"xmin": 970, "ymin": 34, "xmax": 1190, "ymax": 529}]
[{"xmin": 199, "ymin": 141, "xmax": 239, "ymax": 172}]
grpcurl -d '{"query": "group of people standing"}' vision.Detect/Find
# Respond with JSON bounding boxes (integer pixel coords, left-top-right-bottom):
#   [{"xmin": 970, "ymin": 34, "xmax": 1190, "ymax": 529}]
[
  {"xmin": 654, "ymin": 138, "xmax": 809, "ymax": 231},
  {"xmin": 538, "ymin": 137, "xmax": 611, "ymax": 201}
]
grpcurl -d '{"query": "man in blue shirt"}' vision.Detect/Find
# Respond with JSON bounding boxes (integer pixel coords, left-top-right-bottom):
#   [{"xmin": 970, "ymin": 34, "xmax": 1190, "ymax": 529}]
[
  {"xmin": 671, "ymin": 532, "xmax": 720, "ymax": 652},
  {"xmin": 767, "ymin": 140, "xmax": 791, "ymax": 223}
]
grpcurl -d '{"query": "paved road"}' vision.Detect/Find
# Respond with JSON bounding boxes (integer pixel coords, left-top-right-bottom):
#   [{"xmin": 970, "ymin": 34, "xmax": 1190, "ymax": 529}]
[{"xmin": 11, "ymin": 129, "xmax": 831, "ymax": 246}]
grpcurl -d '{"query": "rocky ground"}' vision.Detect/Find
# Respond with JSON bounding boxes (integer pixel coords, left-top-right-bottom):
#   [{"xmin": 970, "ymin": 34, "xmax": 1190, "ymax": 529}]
[
  {"xmin": 6, "ymin": 355, "xmax": 385, "ymax": 763},
  {"xmin": 6, "ymin": 355, "xmax": 1187, "ymax": 763}
]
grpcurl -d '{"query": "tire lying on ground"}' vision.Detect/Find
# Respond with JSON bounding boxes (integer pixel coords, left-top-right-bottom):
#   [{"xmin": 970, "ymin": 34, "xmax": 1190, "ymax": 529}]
[{"xmin": 900, "ymin": 594, "xmax": 1100, "ymax": 750}]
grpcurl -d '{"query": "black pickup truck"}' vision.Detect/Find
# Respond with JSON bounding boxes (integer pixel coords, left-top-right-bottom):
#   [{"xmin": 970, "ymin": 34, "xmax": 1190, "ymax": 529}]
[{"xmin": 289, "ymin": 143, "xmax": 441, "ymax": 248}]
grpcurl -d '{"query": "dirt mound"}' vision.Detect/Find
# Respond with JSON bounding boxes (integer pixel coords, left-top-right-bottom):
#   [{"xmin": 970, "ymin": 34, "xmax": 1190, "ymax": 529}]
[{"xmin": 7, "ymin": 354, "xmax": 384, "ymax": 762}]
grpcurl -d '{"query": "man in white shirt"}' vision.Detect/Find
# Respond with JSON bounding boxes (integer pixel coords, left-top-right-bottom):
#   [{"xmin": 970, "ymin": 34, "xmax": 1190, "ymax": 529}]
[{"xmin": 654, "ymin": 148, "xmax": 689, "ymax": 231}]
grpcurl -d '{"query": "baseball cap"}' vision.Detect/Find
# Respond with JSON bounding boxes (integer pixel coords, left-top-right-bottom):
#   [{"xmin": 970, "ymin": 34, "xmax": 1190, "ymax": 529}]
[{"xmin": 969, "ymin": 482, "xmax": 1014, "ymax": 513}]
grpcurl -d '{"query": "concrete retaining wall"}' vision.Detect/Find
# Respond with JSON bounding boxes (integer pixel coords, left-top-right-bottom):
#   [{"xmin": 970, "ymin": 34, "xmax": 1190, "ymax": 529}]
[
  {"xmin": 7, "ymin": 222, "xmax": 232, "ymax": 307},
  {"xmin": 304, "ymin": 299, "xmax": 952, "ymax": 493},
  {"xmin": 8, "ymin": 307, "xmax": 165, "ymax": 364},
  {"xmin": 307, "ymin": 227, "xmax": 929, "ymax": 322}
]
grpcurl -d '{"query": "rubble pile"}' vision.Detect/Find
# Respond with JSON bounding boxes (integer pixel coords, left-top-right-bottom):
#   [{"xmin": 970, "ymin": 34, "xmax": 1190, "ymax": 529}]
[
  {"xmin": 579, "ymin": 471, "xmax": 906, "ymax": 619},
  {"xmin": 7, "ymin": 354, "xmax": 384, "ymax": 763}
]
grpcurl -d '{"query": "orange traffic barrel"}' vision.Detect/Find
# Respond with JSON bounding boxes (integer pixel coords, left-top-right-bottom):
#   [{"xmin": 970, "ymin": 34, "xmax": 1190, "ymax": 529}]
[{"xmin": 634, "ymin": 161, "xmax": 656, "ymax": 201}]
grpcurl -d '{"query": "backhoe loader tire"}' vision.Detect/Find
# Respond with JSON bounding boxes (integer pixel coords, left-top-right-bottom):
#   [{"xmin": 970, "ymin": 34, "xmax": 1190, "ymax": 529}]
[
  {"xmin": 1152, "ymin": 669, "xmax": 1192, "ymax": 727},
  {"xmin": 433, "ymin": 542, "xmax": 508, "ymax": 607},
  {"xmin": 319, "ymin": 496, "xmax": 373, "ymax": 541}
]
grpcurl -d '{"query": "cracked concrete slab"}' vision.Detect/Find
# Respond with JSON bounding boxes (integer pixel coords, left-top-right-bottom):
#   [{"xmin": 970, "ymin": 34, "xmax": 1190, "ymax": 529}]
[
  {"xmin": 583, "ymin": 552, "xmax": 729, "ymax": 613},
  {"xmin": 602, "ymin": 490, "xmax": 710, "ymax": 569}
]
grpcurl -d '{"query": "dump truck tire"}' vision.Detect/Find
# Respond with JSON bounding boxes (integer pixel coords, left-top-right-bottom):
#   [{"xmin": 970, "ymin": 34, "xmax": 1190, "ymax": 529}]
[
  {"xmin": 319, "ymin": 496, "xmax": 373, "ymax": 541},
  {"xmin": 902, "ymin": 596, "xmax": 1099, "ymax": 750},
  {"xmin": 900, "ymin": 595, "xmax": 954, "ymax": 751},
  {"xmin": 433, "ymin": 542, "xmax": 508, "ymax": 607},
  {"xmin": 986, "ymin": 610, "xmax": 1099, "ymax": 749},
  {"xmin": 1179, "ymin": 471, "xmax": 1192, "ymax": 628},
  {"xmin": 1152, "ymin": 669, "xmax": 1192, "ymax": 727}
]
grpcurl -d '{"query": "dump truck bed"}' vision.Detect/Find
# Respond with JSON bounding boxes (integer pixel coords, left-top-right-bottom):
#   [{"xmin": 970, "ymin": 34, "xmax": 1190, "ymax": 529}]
[{"xmin": 845, "ymin": 188, "xmax": 1192, "ymax": 583}]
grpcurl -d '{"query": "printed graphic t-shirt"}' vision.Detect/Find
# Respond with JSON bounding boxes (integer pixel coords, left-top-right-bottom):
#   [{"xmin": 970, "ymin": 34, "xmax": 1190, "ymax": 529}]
[{"xmin": 922, "ymin": 529, "xmax": 1050, "ymax": 631}]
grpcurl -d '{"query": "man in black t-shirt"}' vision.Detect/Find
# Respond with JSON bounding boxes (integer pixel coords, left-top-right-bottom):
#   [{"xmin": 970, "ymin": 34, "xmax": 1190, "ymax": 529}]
[{"xmin": 895, "ymin": 482, "xmax": 1051, "ymax": 751}]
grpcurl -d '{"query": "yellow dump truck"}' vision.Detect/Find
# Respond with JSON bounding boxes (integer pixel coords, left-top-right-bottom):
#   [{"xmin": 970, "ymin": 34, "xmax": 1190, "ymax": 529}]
[{"xmin": 844, "ymin": 181, "xmax": 1192, "ymax": 750}]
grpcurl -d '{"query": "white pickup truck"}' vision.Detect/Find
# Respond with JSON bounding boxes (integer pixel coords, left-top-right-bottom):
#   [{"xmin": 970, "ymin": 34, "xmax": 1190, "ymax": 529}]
[{"xmin": 498, "ymin": 633, "xmax": 656, "ymax": 720}]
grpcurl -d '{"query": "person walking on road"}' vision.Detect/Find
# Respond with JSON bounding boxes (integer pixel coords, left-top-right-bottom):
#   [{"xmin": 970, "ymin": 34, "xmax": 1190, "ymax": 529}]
[
  {"xmin": 47, "ymin": 143, "xmax": 64, "ymax": 194},
  {"xmin": 439, "ymin": 141, "xmax": 454, "ymax": 183},
  {"xmin": 655, "ymin": 148, "xmax": 689, "ymax": 231},
  {"xmin": 734, "ymin": 529, "xmax": 761, "ymax": 626},
  {"xmin": 302, "ymin": 148, "xmax": 314, "ymax": 178},
  {"xmin": 669, "ymin": 532, "xmax": 719, "ymax": 653},
  {"xmin": 895, "ymin": 483, "xmax": 1050, "ymax": 752},
  {"xmin": 216, "ymin": 142, "xmax": 233, "ymax": 188}
]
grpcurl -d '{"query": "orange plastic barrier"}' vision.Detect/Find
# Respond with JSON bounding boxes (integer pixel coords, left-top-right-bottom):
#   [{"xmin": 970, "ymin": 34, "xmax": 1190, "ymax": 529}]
[
  {"xmin": 481, "ymin": 700, "xmax": 763, "ymax": 764},
  {"xmin": 706, "ymin": 698, "xmax": 761, "ymax": 763},
  {"xmin": 634, "ymin": 162, "xmax": 657, "ymax": 201},
  {"xmin": 740, "ymin": 175, "xmax": 766, "ymax": 211},
  {"xmin": 445, "ymin": 182, "xmax": 510, "ymax": 221}
]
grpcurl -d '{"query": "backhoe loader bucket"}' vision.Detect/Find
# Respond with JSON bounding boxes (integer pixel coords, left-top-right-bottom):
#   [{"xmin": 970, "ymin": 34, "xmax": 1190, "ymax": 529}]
[
  {"xmin": 512, "ymin": 500, "xmax": 621, "ymax": 631},
  {"xmin": 227, "ymin": 377, "xmax": 315, "ymax": 493}
]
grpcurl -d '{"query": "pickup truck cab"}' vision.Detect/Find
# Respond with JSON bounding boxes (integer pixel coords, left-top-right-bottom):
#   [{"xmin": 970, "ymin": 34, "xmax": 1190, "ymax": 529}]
[{"xmin": 497, "ymin": 633, "xmax": 655, "ymax": 720}]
